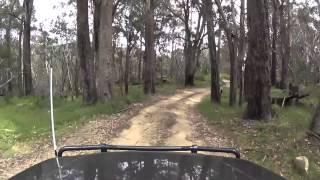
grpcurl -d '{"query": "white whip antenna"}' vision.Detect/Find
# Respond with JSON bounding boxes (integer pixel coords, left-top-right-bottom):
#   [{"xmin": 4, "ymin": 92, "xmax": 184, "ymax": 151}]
[{"xmin": 49, "ymin": 65, "xmax": 58, "ymax": 156}]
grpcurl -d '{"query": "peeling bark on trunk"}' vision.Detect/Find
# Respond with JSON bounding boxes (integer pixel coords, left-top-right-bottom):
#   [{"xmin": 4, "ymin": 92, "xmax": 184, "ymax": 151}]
[
  {"xmin": 144, "ymin": 0, "xmax": 156, "ymax": 94},
  {"xmin": 96, "ymin": 0, "xmax": 114, "ymax": 101},
  {"xmin": 23, "ymin": 0, "xmax": 33, "ymax": 95},
  {"xmin": 77, "ymin": 0, "xmax": 97, "ymax": 104},
  {"xmin": 245, "ymin": 0, "xmax": 272, "ymax": 120},
  {"xmin": 204, "ymin": 0, "xmax": 220, "ymax": 103}
]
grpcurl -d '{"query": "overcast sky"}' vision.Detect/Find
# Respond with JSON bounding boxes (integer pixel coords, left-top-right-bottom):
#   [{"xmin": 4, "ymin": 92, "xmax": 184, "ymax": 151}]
[
  {"xmin": 34, "ymin": 0, "xmax": 69, "ymax": 31},
  {"xmin": 31, "ymin": 0, "xmax": 310, "ymax": 48},
  {"xmin": 33, "ymin": 0, "xmax": 309, "ymax": 30}
]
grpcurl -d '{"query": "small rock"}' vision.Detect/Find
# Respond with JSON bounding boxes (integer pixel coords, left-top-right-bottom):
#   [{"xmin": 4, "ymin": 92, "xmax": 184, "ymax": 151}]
[{"xmin": 294, "ymin": 156, "xmax": 309, "ymax": 175}]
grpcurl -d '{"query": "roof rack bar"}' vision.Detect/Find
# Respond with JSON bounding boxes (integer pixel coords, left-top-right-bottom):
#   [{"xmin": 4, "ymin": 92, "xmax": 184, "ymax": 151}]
[{"xmin": 57, "ymin": 144, "xmax": 240, "ymax": 159}]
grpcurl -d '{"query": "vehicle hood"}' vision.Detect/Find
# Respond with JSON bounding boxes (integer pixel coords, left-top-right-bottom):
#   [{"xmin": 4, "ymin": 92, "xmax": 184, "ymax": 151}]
[{"xmin": 11, "ymin": 152, "xmax": 285, "ymax": 180}]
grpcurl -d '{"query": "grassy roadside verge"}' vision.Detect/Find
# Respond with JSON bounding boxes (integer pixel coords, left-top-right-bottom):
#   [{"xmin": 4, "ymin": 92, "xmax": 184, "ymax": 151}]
[
  {"xmin": 0, "ymin": 83, "xmax": 177, "ymax": 157},
  {"xmin": 198, "ymin": 87, "xmax": 320, "ymax": 179}
]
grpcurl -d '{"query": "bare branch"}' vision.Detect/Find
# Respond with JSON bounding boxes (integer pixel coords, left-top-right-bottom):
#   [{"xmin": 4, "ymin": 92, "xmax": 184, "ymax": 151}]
[
  {"xmin": 112, "ymin": 0, "xmax": 121, "ymax": 18},
  {"xmin": 162, "ymin": 2, "xmax": 186, "ymax": 23},
  {"xmin": 214, "ymin": 0, "xmax": 231, "ymax": 36},
  {"xmin": 0, "ymin": 74, "xmax": 15, "ymax": 90}
]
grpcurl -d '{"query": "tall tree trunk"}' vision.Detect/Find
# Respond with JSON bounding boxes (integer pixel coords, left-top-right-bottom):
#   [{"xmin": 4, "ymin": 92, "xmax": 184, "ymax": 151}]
[
  {"xmin": 74, "ymin": 57, "xmax": 80, "ymax": 97},
  {"xmin": 217, "ymin": 30, "xmax": 222, "ymax": 67},
  {"xmin": 96, "ymin": 0, "xmax": 114, "ymax": 101},
  {"xmin": 159, "ymin": 57, "xmax": 163, "ymax": 80},
  {"xmin": 23, "ymin": 0, "xmax": 33, "ymax": 95},
  {"xmin": 215, "ymin": 0, "xmax": 237, "ymax": 106},
  {"xmin": 245, "ymin": 0, "xmax": 272, "ymax": 120},
  {"xmin": 170, "ymin": 28, "xmax": 175, "ymax": 79},
  {"xmin": 125, "ymin": 44, "xmax": 131, "ymax": 95},
  {"xmin": 184, "ymin": 43, "xmax": 196, "ymax": 86},
  {"xmin": 119, "ymin": 49, "xmax": 124, "ymax": 95},
  {"xmin": 228, "ymin": 38, "xmax": 238, "ymax": 106},
  {"xmin": 18, "ymin": 26, "xmax": 23, "ymax": 95},
  {"xmin": 204, "ymin": 0, "xmax": 220, "ymax": 103},
  {"xmin": 279, "ymin": 0, "xmax": 290, "ymax": 89},
  {"xmin": 5, "ymin": 15, "xmax": 12, "ymax": 93},
  {"xmin": 77, "ymin": 0, "xmax": 97, "ymax": 104},
  {"xmin": 271, "ymin": 0, "xmax": 279, "ymax": 86},
  {"xmin": 94, "ymin": 0, "xmax": 101, "ymax": 74},
  {"xmin": 144, "ymin": 0, "xmax": 156, "ymax": 94},
  {"xmin": 183, "ymin": 1, "xmax": 195, "ymax": 87},
  {"xmin": 238, "ymin": 0, "xmax": 246, "ymax": 106},
  {"xmin": 138, "ymin": 37, "xmax": 143, "ymax": 82}
]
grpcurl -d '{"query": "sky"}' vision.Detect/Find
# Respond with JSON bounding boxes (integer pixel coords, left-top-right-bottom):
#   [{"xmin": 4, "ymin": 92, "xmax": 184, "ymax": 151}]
[
  {"xmin": 33, "ymin": 0, "xmax": 310, "ymax": 29},
  {"xmin": 31, "ymin": 0, "xmax": 311, "ymax": 48},
  {"xmin": 33, "ymin": 0, "xmax": 72, "ymax": 31}
]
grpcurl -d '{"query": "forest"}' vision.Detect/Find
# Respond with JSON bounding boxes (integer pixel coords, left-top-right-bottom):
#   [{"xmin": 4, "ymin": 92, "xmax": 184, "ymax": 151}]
[{"xmin": 0, "ymin": 0, "xmax": 320, "ymax": 179}]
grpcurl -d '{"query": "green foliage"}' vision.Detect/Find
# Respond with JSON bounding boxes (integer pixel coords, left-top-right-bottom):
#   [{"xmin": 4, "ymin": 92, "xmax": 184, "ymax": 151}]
[{"xmin": 198, "ymin": 87, "xmax": 320, "ymax": 179}]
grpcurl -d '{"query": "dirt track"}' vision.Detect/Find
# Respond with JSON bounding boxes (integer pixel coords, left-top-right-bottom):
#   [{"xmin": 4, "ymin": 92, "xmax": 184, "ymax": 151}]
[
  {"xmin": 0, "ymin": 88, "xmax": 229, "ymax": 179},
  {"xmin": 111, "ymin": 89, "xmax": 208, "ymax": 146}
]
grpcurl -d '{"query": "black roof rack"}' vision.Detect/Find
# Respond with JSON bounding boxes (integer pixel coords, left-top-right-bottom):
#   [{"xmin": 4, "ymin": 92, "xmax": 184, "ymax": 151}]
[{"xmin": 57, "ymin": 144, "xmax": 240, "ymax": 158}]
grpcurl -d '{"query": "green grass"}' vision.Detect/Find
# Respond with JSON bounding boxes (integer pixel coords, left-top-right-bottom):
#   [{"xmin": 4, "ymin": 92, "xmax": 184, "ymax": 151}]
[
  {"xmin": 0, "ymin": 85, "xmax": 148, "ymax": 156},
  {"xmin": 271, "ymin": 87, "xmax": 288, "ymax": 97},
  {"xmin": 195, "ymin": 73, "xmax": 211, "ymax": 87},
  {"xmin": 157, "ymin": 83, "xmax": 179, "ymax": 95},
  {"xmin": 0, "ymin": 83, "xmax": 180, "ymax": 157},
  {"xmin": 198, "ymin": 87, "xmax": 320, "ymax": 179}
]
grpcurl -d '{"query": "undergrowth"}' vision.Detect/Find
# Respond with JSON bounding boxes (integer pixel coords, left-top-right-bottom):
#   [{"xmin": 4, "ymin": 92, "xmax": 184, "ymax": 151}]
[{"xmin": 198, "ymin": 87, "xmax": 320, "ymax": 180}]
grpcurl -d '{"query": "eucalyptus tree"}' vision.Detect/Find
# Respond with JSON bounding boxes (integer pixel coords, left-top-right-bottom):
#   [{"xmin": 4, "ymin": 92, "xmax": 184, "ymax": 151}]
[
  {"xmin": 22, "ymin": 0, "xmax": 33, "ymax": 95},
  {"xmin": 123, "ymin": 0, "xmax": 142, "ymax": 94},
  {"xmin": 245, "ymin": 0, "xmax": 272, "ymax": 120},
  {"xmin": 279, "ymin": 0, "xmax": 291, "ymax": 89},
  {"xmin": 95, "ymin": 0, "xmax": 114, "ymax": 101},
  {"xmin": 271, "ymin": 0, "xmax": 280, "ymax": 86},
  {"xmin": 0, "ymin": 0, "xmax": 24, "ymax": 95},
  {"xmin": 238, "ymin": 0, "xmax": 246, "ymax": 105},
  {"xmin": 214, "ymin": 0, "xmax": 238, "ymax": 106},
  {"xmin": 204, "ymin": 0, "xmax": 220, "ymax": 103},
  {"xmin": 144, "ymin": 0, "xmax": 156, "ymax": 94},
  {"xmin": 77, "ymin": 0, "xmax": 97, "ymax": 104},
  {"xmin": 165, "ymin": 0, "xmax": 206, "ymax": 87}
]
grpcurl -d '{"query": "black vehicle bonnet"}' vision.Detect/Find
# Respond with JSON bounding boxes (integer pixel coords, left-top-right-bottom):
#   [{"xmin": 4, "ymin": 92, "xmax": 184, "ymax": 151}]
[{"xmin": 11, "ymin": 151, "xmax": 285, "ymax": 180}]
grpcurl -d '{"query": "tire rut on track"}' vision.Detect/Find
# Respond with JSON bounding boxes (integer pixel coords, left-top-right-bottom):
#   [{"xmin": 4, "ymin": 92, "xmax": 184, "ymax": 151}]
[{"xmin": 0, "ymin": 88, "xmax": 231, "ymax": 179}]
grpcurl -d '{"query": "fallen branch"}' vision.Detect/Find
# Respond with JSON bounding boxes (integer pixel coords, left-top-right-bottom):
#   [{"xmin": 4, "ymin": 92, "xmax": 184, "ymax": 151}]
[
  {"xmin": 306, "ymin": 130, "xmax": 320, "ymax": 141},
  {"xmin": 116, "ymin": 107, "xmax": 132, "ymax": 114}
]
